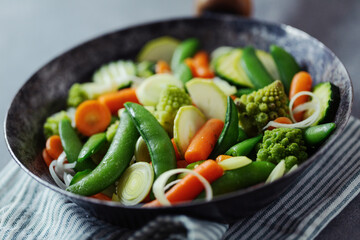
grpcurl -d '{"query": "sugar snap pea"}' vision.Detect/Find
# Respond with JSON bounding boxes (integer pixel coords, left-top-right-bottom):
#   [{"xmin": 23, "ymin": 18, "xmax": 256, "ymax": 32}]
[
  {"xmin": 66, "ymin": 111, "xmax": 139, "ymax": 196},
  {"xmin": 124, "ymin": 102, "xmax": 177, "ymax": 180},
  {"xmin": 59, "ymin": 119, "xmax": 96, "ymax": 171},
  {"xmin": 77, "ymin": 133, "xmax": 106, "ymax": 163},
  {"xmin": 304, "ymin": 123, "xmax": 336, "ymax": 146},
  {"xmin": 171, "ymin": 38, "xmax": 199, "ymax": 71},
  {"xmin": 225, "ymin": 134, "xmax": 263, "ymax": 157}
]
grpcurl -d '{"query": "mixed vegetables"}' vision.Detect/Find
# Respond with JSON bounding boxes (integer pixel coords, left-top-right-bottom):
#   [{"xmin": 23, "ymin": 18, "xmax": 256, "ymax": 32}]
[{"xmin": 42, "ymin": 36, "xmax": 340, "ymax": 207}]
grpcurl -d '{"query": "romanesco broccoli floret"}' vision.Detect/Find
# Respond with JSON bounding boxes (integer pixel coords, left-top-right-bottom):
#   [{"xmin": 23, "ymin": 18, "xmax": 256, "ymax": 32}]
[
  {"xmin": 43, "ymin": 111, "xmax": 71, "ymax": 138},
  {"xmin": 235, "ymin": 80, "xmax": 289, "ymax": 136},
  {"xmin": 155, "ymin": 85, "xmax": 192, "ymax": 135},
  {"xmin": 67, "ymin": 83, "xmax": 89, "ymax": 107},
  {"xmin": 256, "ymin": 128, "xmax": 307, "ymax": 170}
]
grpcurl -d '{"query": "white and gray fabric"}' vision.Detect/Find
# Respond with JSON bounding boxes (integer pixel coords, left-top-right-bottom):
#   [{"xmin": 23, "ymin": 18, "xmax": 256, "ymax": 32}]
[{"xmin": 1, "ymin": 116, "xmax": 360, "ymax": 240}]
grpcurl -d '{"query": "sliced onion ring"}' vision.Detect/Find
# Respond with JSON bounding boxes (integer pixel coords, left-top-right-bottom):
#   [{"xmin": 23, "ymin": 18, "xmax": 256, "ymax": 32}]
[
  {"xmin": 263, "ymin": 91, "xmax": 321, "ymax": 130},
  {"xmin": 49, "ymin": 160, "xmax": 67, "ymax": 189},
  {"xmin": 152, "ymin": 168, "xmax": 213, "ymax": 206}
]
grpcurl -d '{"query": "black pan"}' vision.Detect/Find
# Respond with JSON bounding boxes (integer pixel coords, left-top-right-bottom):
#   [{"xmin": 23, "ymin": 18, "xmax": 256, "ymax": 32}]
[{"xmin": 4, "ymin": 14, "xmax": 353, "ymax": 228}]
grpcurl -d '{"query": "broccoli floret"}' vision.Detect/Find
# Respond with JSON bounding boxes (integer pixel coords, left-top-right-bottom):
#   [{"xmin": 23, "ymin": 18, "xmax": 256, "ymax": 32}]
[
  {"xmin": 43, "ymin": 110, "xmax": 71, "ymax": 138},
  {"xmin": 155, "ymin": 85, "xmax": 192, "ymax": 135},
  {"xmin": 106, "ymin": 120, "xmax": 119, "ymax": 142},
  {"xmin": 67, "ymin": 83, "xmax": 90, "ymax": 107},
  {"xmin": 235, "ymin": 80, "xmax": 289, "ymax": 136},
  {"xmin": 256, "ymin": 128, "xmax": 307, "ymax": 170}
]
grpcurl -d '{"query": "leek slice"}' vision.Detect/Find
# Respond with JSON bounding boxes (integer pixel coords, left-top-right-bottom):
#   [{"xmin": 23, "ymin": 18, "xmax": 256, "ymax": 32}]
[{"xmin": 218, "ymin": 156, "xmax": 252, "ymax": 171}]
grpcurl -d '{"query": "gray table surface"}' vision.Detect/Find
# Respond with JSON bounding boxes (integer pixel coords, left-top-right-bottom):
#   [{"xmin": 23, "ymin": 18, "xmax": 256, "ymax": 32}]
[{"xmin": 1, "ymin": 0, "xmax": 359, "ymax": 239}]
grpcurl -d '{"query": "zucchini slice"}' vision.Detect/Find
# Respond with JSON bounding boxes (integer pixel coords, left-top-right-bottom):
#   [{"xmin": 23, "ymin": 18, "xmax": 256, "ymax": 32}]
[{"xmin": 304, "ymin": 82, "xmax": 340, "ymax": 125}]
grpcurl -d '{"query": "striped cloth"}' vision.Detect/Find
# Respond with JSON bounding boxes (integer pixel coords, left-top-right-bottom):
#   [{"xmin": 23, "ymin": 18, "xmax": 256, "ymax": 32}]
[{"xmin": 1, "ymin": 116, "xmax": 360, "ymax": 240}]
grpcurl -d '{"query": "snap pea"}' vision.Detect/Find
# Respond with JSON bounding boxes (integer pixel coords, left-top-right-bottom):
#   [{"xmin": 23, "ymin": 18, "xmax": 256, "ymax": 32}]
[
  {"xmin": 59, "ymin": 119, "xmax": 96, "ymax": 171},
  {"xmin": 198, "ymin": 161, "xmax": 275, "ymax": 198},
  {"xmin": 270, "ymin": 45, "xmax": 301, "ymax": 94},
  {"xmin": 175, "ymin": 62, "xmax": 193, "ymax": 84},
  {"xmin": 304, "ymin": 123, "xmax": 336, "ymax": 146},
  {"xmin": 171, "ymin": 38, "xmax": 200, "ymax": 71},
  {"xmin": 240, "ymin": 46, "xmax": 274, "ymax": 89},
  {"xmin": 124, "ymin": 102, "xmax": 177, "ymax": 180},
  {"xmin": 225, "ymin": 134, "xmax": 263, "ymax": 157},
  {"xmin": 66, "ymin": 111, "xmax": 139, "ymax": 196},
  {"xmin": 210, "ymin": 96, "xmax": 239, "ymax": 158},
  {"xmin": 237, "ymin": 127, "xmax": 248, "ymax": 142},
  {"xmin": 77, "ymin": 133, "xmax": 106, "ymax": 163}
]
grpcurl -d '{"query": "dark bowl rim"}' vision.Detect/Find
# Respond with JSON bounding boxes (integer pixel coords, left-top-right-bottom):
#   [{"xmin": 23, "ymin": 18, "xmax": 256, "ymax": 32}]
[{"xmin": 4, "ymin": 14, "xmax": 353, "ymax": 210}]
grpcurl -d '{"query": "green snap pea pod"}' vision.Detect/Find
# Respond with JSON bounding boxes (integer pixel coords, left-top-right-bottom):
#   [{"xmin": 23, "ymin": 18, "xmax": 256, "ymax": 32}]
[
  {"xmin": 270, "ymin": 45, "xmax": 301, "ymax": 94},
  {"xmin": 175, "ymin": 62, "xmax": 193, "ymax": 84},
  {"xmin": 59, "ymin": 119, "xmax": 96, "ymax": 172},
  {"xmin": 77, "ymin": 133, "xmax": 107, "ymax": 163},
  {"xmin": 178, "ymin": 160, "xmax": 206, "ymax": 179},
  {"xmin": 225, "ymin": 134, "xmax": 263, "ymax": 157},
  {"xmin": 240, "ymin": 47, "xmax": 274, "ymax": 89},
  {"xmin": 124, "ymin": 102, "xmax": 177, "ymax": 180},
  {"xmin": 237, "ymin": 127, "xmax": 248, "ymax": 142},
  {"xmin": 210, "ymin": 96, "xmax": 239, "ymax": 158},
  {"xmin": 171, "ymin": 38, "xmax": 200, "ymax": 71},
  {"xmin": 304, "ymin": 123, "xmax": 336, "ymax": 146},
  {"xmin": 198, "ymin": 161, "xmax": 275, "ymax": 198},
  {"xmin": 66, "ymin": 111, "xmax": 139, "ymax": 196},
  {"xmin": 235, "ymin": 88, "xmax": 255, "ymax": 98},
  {"xmin": 70, "ymin": 169, "xmax": 92, "ymax": 185}
]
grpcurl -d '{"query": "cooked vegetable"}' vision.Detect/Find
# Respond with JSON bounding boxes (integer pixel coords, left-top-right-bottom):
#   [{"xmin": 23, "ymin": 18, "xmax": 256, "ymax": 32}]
[
  {"xmin": 240, "ymin": 46, "xmax": 274, "ymax": 89},
  {"xmin": 174, "ymin": 62, "xmax": 193, "ymax": 84},
  {"xmin": 171, "ymin": 138, "xmax": 182, "ymax": 161},
  {"xmin": 268, "ymin": 117, "xmax": 292, "ymax": 130},
  {"xmin": 105, "ymin": 120, "xmax": 119, "ymax": 142},
  {"xmin": 98, "ymin": 88, "xmax": 139, "ymax": 115},
  {"xmin": 59, "ymin": 119, "xmax": 96, "ymax": 172},
  {"xmin": 235, "ymin": 80, "xmax": 289, "ymax": 136},
  {"xmin": 43, "ymin": 110, "xmax": 71, "ymax": 138},
  {"xmin": 91, "ymin": 193, "xmax": 112, "ymax": 201},
  {"xmin": 70, "ymin": 169, "xmax": 92, "ymax": 185},
  {"xmin": 198, "ymin": 161, "xmax": 275, "ymax": 198},
  {"xmin": 225, "ymin": 134, "xmax": 263, "ymax": 157},
  {"xmin": 218, "ymin": 156, "xmax": 252, "ymax": 171},
  {"xmin": 45, "ymin": 135, "xmax": 63, "ymax": 159},
  {"xmin": 210, "ymin": 46, "xmax": 234, "ymax": 69},
  {"xmin": 270, "ymin": 45, "xmax": 301, "ymax": 94},
  {"xmin": 136, "ymin": 73, "xmax": 183, "ymax": 106},
  {"xmin": 191, "ymin": 51, "xmax": 214, "ymax": 78},
  {"xmin": 185, "ymin": 119, "xmax": 224, "ymax": 163},
  {"xmin": 75, "ymin": 100, "xmax": 111, "ymax": 137},
  {"xmin": 77, "ymin": 133, "xmax": 106, "ymax": 163},
  {"xmin": 115, "ymin": 162, "xmax": 154, "ymax": 205},
  {"xmin": 66, "ymin": 110, "xmax": 139, "ymax": 195},
  {"xmin": 237, "ymin": 127, "xmax": 248, "ymax": 142},
  {"xmin": 171, "ymin": 38, "xmax": 200, "ymax": 71},
  {"xmin": 289, "ymin": 71, "xmax": 313, "ymax": 122},
  {"xmin": 42, "ymin": 148, "xmax": 53, "ymax": 167},
  {"xmin": 304, "ymin": 123, "xmax": 336, "ymax": 146},
  {"xmin": 67, "ymin": 83, "xmax": 112, "ymax": 108},
  {"xmin": 266, "ymin": 160, "xmax": 286, "ymax": 183},
  {"xmin": 213, "ymin": 77, "xmax": 237, "ymax": 96},
  {"xmin": 173, "ymin": 106, "xmax": 207, "ymax": 157},
  {"xmin": 215, "ymin": 155, "xmax": 232, "ymax": 163},
  {"xmin": 137, "ymin": 36, "xmax": 180, "ymax": 63},
  {"xmin": 137, "ymin": 61, "xmax": 155, "ymax": 78},
  {"xmin": 210, "ymin": 96, "xmax": 239, "ymax": 158},
  {"xmin": 154, "ymin": 85, "xmax": 192, "ymax": 135},
  {"xmin": 155, "ymin": 60, "xmax": 171, "ymax": 74},
  {"xmin": 186, "ymin": 79, "xmax": 227, "ymax": 121},
  {"xmin": 145, "ymin": 160, "xmax": 223, "ymax": 207},
  {"xmin": 125, "ymin": 102, "xmax": 177, "ymax": 180},
  {"xmin": 257, "ymin": 128, "xmax": 307, "ymax": 170},
  {"xmin": 135, "ymin": 137, "xmax": 151, "ymax": 163},
  {"xmin": 304, "ymin": 82, "xmax": 340, "ymax": 125},
  {"xmin": 235, "ymin": 88, "xmax": 255, "ymax": 98}
]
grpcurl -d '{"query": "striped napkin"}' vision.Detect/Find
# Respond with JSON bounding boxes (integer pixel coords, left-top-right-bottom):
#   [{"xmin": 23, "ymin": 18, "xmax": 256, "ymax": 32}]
[{"xmin": 1, "ymin": 116, "xmax": 360, "ymax": 240}]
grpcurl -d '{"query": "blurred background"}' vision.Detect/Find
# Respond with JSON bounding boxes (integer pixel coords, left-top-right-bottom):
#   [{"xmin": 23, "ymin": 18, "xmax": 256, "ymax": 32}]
[{"xmin": 0, "ymin": 0, "xmax": 359, "ymax": 237}]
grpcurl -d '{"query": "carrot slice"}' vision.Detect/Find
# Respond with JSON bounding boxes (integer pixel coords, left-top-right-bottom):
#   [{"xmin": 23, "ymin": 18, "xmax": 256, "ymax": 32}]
[
  {"xmin": 215, "ymin": 155, "xmax": 232, "ymax": 163},
  {"xmin": 46, "ymin": 135, "xmax": 63, "ymax": 159},
  {"xmin": 144, "ymin": 160, "xmax": 223, "ymax": 207},
  {"xmin": 192, "ymin": 51, "xmax": 214, "ymax": 78},
  {"xmin": 268, "ymin": 117, "xmax": 293, "ymax": 130},
  {"xmin": 42, "ymin": 148, "xmax": 53, "ymax": 167},
  {"xmin": 289, "ymin": 71, "xmax": 313, "ymax": 122},
  {"xmin": 98, "ymin": 88, "xmax": 139, "ymax": 115},
  {"xmin": 75, "ymin": 100, "xmax": 111, "ymax": 136},
  {"xmin": 155, "ymin": 60, "xmax": 171, "ymax": 74},
  {"xmin": 90, "ymin": 193, "xmax": 112, "ymax": 201},
  {"xmin": 185, "ymin": 119, "xmax": 224, "ymax": 163}
]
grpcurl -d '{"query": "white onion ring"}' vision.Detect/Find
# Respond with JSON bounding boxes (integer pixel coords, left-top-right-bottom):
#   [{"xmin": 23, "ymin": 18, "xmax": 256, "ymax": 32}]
[
  {"xmin": 263, "ymin": 91, "xmax": 321, "ymax": 130},
  {"xmin": 49, "ymin": 160, "xmax": 67, "ymax": 189},
  {"xmin": 164, "ymin": 179, "xmax": 182, "ymax": 192},
  {"xmin": 49, "ymin": 151, "xmax": 77, "ymax": 189},
  {"xmin": 152, "ymin": 168, "xmax": 213, "ymax": 206}
]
